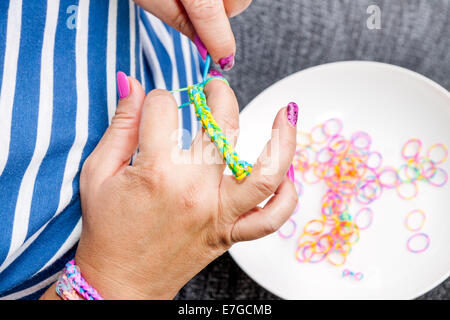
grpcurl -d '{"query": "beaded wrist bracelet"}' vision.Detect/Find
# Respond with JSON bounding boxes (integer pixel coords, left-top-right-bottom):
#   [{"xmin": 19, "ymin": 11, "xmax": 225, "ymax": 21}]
[{"xmin": 56, "ymin": 259, "xmax": 104, "ymax": 300}]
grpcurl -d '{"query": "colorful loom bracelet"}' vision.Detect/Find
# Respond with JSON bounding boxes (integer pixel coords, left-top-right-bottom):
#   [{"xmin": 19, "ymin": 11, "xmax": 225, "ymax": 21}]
[
  {"xmin": 172, "ymin": 54, "xmax": 253, "ymax": 180},
  {"xmin": 56, "ymin": 272, "xmax": 83, "ymax": 300},
  {"xmin": 187, "ymin": 80, "xmax": 252, "ymax": 180},
  {"xmin": 56, "ymin": 259, "xmax": 104, "ymax": 300}
]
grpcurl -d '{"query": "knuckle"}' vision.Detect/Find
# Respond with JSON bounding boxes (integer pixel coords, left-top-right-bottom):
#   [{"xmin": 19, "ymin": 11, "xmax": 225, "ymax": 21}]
[
  {"xmin": 183, "ymin": 0, "xmax": 222, "ymax": 20},
  {"xmin": 263, "ymin": 214, "xmax": 280, "ymax": 235},
  {"xmin": 110, "ymin": 109, "xmax": 137, "ymax": 131},
  {"xmin": 255, "ymin": 174, "xmax": 279, "ymax": 198},
  {"xmin": 205, "ymin": 85, "xmax": 239, "ymax": 133},
  {"xmin": 226, "ymin": 104, "xmax": 239, "ymax": 132},
  {"xmin": 179, "ymin": 181, "xmax": 200, "ymax": 210},
  {"xmin": 129, "ymin": 161, "xmax": 167, "ymax": 192},
  {"xmin": 280, "ymin": 134, "xmax": 296, "ymax": 155},
  {"xmin": 220, "ymin": 114, "xmax": 239, "ymax": 133}
]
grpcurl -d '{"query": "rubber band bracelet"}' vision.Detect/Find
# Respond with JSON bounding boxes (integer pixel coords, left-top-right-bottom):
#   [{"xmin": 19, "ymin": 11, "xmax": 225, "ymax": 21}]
[
  {"xmin": 170, "ymin": 54, "xmax": 253, "ymax": 180},
  {"xmin": 56, "ymin": 272, "xmax": 83, "ymax": 300},
  {"xmin": 56, "ymin": 259, "xmax": 104, "ymax": 300}
]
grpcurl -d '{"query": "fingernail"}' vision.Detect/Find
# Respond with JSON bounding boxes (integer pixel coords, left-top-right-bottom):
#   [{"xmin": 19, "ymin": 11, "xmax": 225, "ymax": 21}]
[
  {"xmin": 194, "ymin": 34, "xmax": 207, "ymax": 60},
  {"xmin": 117, "ymin": 71, "xmax": 130, "ymax": 99},
  {"xmin": 219, "ymin": 53, "xmax": 235, "ymax": 71},
  {"xmin": 287, "ymin": 164, "xmax": 295, "ymax": 182},
  {"xmin": 287, "ymin": 102, "xmax": 298, "ymax": 127},
  {"xmin": 208, "ymin": 68, "xmax": 224, "ymax": 77}
]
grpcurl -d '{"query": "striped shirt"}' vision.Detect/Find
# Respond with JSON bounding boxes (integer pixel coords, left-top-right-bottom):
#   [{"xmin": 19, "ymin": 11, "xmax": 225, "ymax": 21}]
[{"xmin": 0, "ymin": 0, "xmax": 204, "ymax": 299}]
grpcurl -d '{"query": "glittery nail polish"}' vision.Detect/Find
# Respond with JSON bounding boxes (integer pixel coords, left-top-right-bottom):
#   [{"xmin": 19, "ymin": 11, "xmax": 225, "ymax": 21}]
[
  {"xmin": 287, "ymin": 164, "xmax": 295, "ymax": 182},
  {"xmin": 287, "ymin": 102, "xmax": 298, "ymax": 127},
  {"xmin": 219, "ymin": 53, "xmax": 235, "ymax": 71},
  {"xmin": 117, "ymin": 71, "xmax": 130, "ymax": 99},
  {"xmin": 194, "ymin": 34, "xmax": 207, "ymax": 60}
]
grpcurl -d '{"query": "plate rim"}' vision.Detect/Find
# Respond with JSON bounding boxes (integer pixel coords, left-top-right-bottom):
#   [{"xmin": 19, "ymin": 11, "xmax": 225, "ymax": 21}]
[{"xmin": 229, "ymin": 60, "xmax": 450, "ymax": 300}]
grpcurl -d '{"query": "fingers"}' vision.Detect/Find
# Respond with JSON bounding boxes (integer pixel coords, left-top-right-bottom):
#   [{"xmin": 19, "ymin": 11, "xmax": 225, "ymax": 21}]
[
  {"xmin": 187, "ymin": 0, "xmax": 253, "ymax": 65},
  {"xmin": 180, "ymin": 0, "xmax": 235, "ymax": 69},
  {"xmin": 231, "ymin": 177, "xmax": 298, "ymax": 242},
  {"xmin": 220, "ymin": 103, "xmax": 298, "ymax": 216},
  {"xmin": 85, "ymin": 73, "xmax": 145, "ymax": 184},
  {"xmin": 189, "ymin": 76, "xmax": 239, "ymax": 178},
  {"xmin": 137, "ymin": 0, "xmax": 252, "ymax": 69},
  {"xmin": 136, "ymin": 0, "xmax": 197, "ymax": 40},
  {"xmin": 136, "ymin": 89, "xmax": 179, "ymax": 163},
  {"xmin": 223, "ymin": 0, "xmax": 253, "ymax": 18}
]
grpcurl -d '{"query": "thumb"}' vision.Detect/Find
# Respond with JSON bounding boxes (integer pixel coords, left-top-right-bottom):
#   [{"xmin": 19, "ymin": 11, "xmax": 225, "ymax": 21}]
[{"xmin": 86, "ymin": 72, "xmax": 145, "ymax": 184}]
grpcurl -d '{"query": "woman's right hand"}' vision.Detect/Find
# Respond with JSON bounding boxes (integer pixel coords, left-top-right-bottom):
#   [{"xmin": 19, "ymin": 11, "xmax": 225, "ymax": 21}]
[
  {"xmin": 134, "ymin": 0, "xmax": 253, "ymax": 70},
  {"xmin": 73, "ymin": 73, "xmax": 298, "ymax": 299}
]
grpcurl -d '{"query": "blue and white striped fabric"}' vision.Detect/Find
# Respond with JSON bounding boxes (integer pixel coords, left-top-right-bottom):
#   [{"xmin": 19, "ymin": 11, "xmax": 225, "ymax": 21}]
[{"xmin": 0, "ymin": 0, "xmax": 204, "ymax": 299}]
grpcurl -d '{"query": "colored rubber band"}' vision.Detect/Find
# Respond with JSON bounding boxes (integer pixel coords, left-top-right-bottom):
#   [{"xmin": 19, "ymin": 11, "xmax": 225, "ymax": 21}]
[
  {"xmin": 405, "ymin": 209, "xmax": 426, "ymax": 232},
  {"xmin": 406, "ymin": 233, "xmax": 430, "ymax": 253}
]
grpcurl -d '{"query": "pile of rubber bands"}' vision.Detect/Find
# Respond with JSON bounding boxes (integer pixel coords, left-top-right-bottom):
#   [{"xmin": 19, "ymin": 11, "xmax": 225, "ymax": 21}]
[{"xmin": 278, "ymin": 118, "xmax": 448, "ymax": 267}]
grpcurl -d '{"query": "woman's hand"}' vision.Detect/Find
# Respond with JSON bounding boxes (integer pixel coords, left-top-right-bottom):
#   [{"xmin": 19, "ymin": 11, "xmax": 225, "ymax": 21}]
[
  {"xmin": 74, "ymin": 73, "xmax": 298, "ymax": 299},
  {"xmin": 134, "ymin": 0, "xmax": 252, "ymax": 70}
]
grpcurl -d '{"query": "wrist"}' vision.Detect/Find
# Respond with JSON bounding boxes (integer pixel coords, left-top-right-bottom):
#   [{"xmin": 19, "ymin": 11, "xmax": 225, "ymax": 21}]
[
  {"xmin": 74, "ymin": 234, "xmax": 224, "ymax": 300},
  {"xmin": 75, "ymin": 247, "xmax": 173, "ymax": 300}
]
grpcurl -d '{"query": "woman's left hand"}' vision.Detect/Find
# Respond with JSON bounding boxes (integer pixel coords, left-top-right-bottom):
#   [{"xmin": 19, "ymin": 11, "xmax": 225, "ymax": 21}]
[
  {"xmin": 71, "ymin": 74, "xmax": 297, "ymax": 299},
  {"xmin": 134, "ymin": 0, "xmax": 252, "ymax": 70}
]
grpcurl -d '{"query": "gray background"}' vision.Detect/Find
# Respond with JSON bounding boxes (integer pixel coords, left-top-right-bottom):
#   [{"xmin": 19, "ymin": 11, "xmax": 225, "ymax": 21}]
[{"xmin": 176, "ymin": 0, "xmax": 450, "ymax": 300}]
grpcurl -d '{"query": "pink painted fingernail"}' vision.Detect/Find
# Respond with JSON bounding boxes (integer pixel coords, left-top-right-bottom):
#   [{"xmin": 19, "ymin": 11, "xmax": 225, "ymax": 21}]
[
  {"xmin": 287, "ymin": 102, "xmax": 298, "ymax": 127},
  {"xmin": 117, "ymin": 71, "xmax": 130, "ymax": 99},
  {"xmin": 219, "ymin": 53, "xmax": 235, "ymax": 71},
  {"xmin": 194, "ymin": 34, "xmax": 207, "ymax": 60},
  {"xmin": 287, "ymin": 164, "xmax": 295, "ymax": 182},
  {"xmin": 209, "ymin": 68, "xmax": 223, "ymax": 77}
]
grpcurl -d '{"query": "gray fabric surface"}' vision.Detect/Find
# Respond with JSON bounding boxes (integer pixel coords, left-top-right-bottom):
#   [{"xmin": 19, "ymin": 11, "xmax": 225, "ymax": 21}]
[{"xmin": 176, "ymin": 0, "xmax": 450, "ymax": 300}]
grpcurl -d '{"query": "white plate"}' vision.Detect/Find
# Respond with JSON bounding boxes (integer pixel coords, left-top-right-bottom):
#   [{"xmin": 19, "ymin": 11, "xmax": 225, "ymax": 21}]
[{"xmin": 229, "ymin": 61, "xmax": 450, "ymax": 300}]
